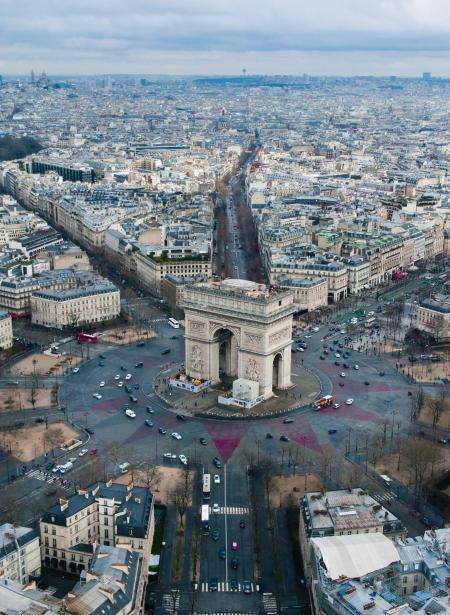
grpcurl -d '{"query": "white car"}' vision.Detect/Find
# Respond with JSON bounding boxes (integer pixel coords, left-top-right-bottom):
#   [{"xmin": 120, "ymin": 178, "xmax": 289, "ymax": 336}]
[
  {"xmin": 335, "ymin": 353, "xmax": 341, "ymax": 358},
  {"xmin": 93, "ymin": 393, "xmax": 102, "ymax": 400},
  {"xmin": 298, "ymin": 347, "xmax": 305, "ymax": 352},
  {"xmin": 213, "ymin": 474, "xmax": 220, "ymax": 484},
  {"xmin": 125, "ymin": 409, "xmax": 136, "ymax": 418},
  {"xmin": 354, "ymin": 364, "xmax": 359, "ymax": 370},
  {"xmin": 78, "ymin": 448, "xmax": 88, "ymax": 457},
  {"xmin": 212, "ymin": 503, "xmax": 220, "ymax": 513},
  {"xmin": 346, "ymin": 398, "xmax": 354, "ymax": 405},
  {"xmin": 118, "ymin": 381, "xmax": 123, "ymax": 387},
  {"xmin": 340, "ymin": 372, "xmax": 346, "ymax": 378},
  {"xmin": 99, "ymin": 381, "xmax": 105, "ymax": 387},
  {"xmin": 367, "ymin": 311, "xmax": 374, "ymax": 317},
  {"xmin": 125, "ymin": 373, "xmax": 132, "ymax": 380},
  {"xmin": 73, "ymin": 367, "xmax": 79, "ymax": 373},
  {"xmin": 333, "ymin": 403, "xmax": 340, "ymax": 409},
  {"xmin": 114, "ymin": 374, "xmax": 120, "ymax": 380},
  {"xmin": 163, "ymin": 452, "xmax": 177, "ymax": 460},
  {"xmin": 171, "ymin": 432, "xmax": 182, "ymax": 440},
  {"xmin": 340, "ymin": 329, "xmax": 346, "ymax": 334},
  {"xmin": 313, "ymin": 326, "xmax": 319, "ymax": 332},
  {"xmin": 179, "ymin": 454, "xmax": 188, "ymax": 465}
]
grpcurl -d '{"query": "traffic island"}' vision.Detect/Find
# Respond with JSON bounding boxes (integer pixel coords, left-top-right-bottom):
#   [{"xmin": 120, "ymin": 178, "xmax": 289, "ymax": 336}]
[{"xmin": 154, "ymin": 364, "xmax": 323, "ymax": 420}]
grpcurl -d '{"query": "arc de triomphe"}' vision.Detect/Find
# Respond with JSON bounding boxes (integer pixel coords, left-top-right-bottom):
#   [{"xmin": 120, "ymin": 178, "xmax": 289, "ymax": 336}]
[{"xmin": 180, "ymin": 279, "xmax": 296, "ymax": 399}]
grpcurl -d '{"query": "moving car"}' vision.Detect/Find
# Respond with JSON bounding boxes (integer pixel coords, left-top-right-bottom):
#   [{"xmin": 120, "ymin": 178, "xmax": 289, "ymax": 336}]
[
  {"xmin": 218, "ymin": 548, "xmax": 226, "ymax": 560},
  {"xmin": 211, "ymin": 529, "xmax": 220, "ymax": 541},
  {"xmin": 179, "ymin": 454, "xmax": 187, "ymax": 465},
  {"xmin": 99, "ymin": 381, "xmax": 105, "ymax": 387},
  {"xmin": 125, "ymin": 409, "xmax": 136, "ymax": 418},
  {"xmin": 163, "ymin": 453, "xmax": 176, "ymax": 460},
  {"xmin": 242, "ymin": 580, "xmax": 252, "ymax": 594},
  {"xmin": 230, "ymin": 578, "xmax": 238, "ymax": 591},
  {"xmin": 145, "ymin": 419, "xmax": 153, "ymax": 427},
  {"xmin": 73, "ymin": 367, "xmax": 79, "ymax": 373},
  {"xmin": 114, "ymin": 374, "xmax": 120, "ymax": 380},
  {"xmin": 146, "ymin": 407, "xmax": 154, "ymax": 414},
  {"xmin": 209, "ymin": 577, "xmax": 218, "ymax": 591},
  {"xmin": 328, "ymin": 429, "xmax": 337, "ymax": 435},
  {"xmin": 266, "ymin": 432, "xmax": 273, "ymax": 439},
  {"xmin": 171, "ymin": 432, "xmax": 182, "ymax": 440},
  {"xmin": 231, "ymin": 557, "xmax": 239, "ymax": 569},
  {"xmin": 213, "ymin": 474, "xmax": 220, "ymax": 484},
  {"xmin": 158, "ymin": 427, "xmax": 167, "ymax": 434},
  {"xmin": 117, "ymin": 381, "xmax": 123, "ymax": 387},
  {"xmin": 93, "ymin": 393, "xmax": 102, "ymax": 399},
  {"xmin": 346, "ymin": 398, "xmax": 354, "ymax": 405},
  {"xmin": 213, "ymin": 457, "xmax": 222, "ymax": 468},
  {"xmin": 239, "ymin": 519, "xmax": 246, "ymax": 529},
  {"xmin": 354, "ymin": 364, "xmax": 359, "ymax": 370},
  {"xmin": 125, "ymin": 373, "xmax": 132, "ymax": 380},
  {"xmin": 118, "ymin": 462, "xmax": 130, "ymax": 473},
  {"xmin": 212, "ymin": 503, "xmax": 220, "ymax": 513},
  {"xmin": 85, "ymin": 427, "xmax": 94, "ymax": 435},
  {"xmin": 340, "ymin": 372, "xmax": 346, "ymax": 378},
  {"xmin": 176, "ymin": 414, "xmax": 186, "ymax": 421},
  {"xmin": 283, "ymin": 418, "xmax": 294, "ymax": 424},
  {"xmin": 78, "ymin": 448, "xmax": 88, "ymax": 457},
  {"xmin": 199, "ymin": 437, "xmax": 207, "ymax": 445},
  {"xmin": 135, "ymin": 362, "xmax": 144, "ymax": 368},
  {"xmin": 231, "ymin": 540, "xmax": 238, "ymax": 551},
  {"xmin": 280, "ymin": 435, "xmax": 289, "ymax": 442}
]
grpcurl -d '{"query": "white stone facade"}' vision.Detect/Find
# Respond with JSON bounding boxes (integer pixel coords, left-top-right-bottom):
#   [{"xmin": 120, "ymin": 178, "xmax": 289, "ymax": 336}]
[
  {"xmin": 0, "ymin": 311, "xmax": 13, "ymax": 349},
  {"xmin": 181, "ymin": 279, "xmax": 295, "ymax": 399}
]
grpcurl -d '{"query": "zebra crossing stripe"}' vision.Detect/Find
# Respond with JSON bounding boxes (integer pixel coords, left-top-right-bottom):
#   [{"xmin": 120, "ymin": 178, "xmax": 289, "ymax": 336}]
[
  {"xmin": 210, "ymin": 506, "xmax": 250, "ymax": 515},
  {"xmin": 199, "ymin": 581, "xmax": 258, "ymax": 593}
]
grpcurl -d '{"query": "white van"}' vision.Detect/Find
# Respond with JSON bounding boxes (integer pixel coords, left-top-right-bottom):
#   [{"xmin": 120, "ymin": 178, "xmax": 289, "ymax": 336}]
[{"xmin": 118, "ymin": 462, "xmax": 130, "ymax": 474}]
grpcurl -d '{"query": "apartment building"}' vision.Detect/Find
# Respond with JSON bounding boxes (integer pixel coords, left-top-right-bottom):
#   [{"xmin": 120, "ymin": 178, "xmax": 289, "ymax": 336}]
[
  {"xmin": 415, "ymin": 294, "xmax": 450, "ymax": 341},
  {"xmin": 0, "ymin": 310, "xmax": 13, "ymax": 349},
  {"xmin": 277, "ymin": 276, "xmax": 328, "ymax": 312},
  {"xmin": 134, "ymin": 250, "xmax": 212, "ymax": 295},
  {"xmin": 270, "ymin": 259, "xmax": 348, "ymax": 303},
  {"xmin": 0, "ymin": 523, "xmax": 41, "ymax": 583},
  {"xmin": 31, "ymin": 282, "xmax": 120, "ymax": 329},
  {"xmin": 65, "ymin": 545, "xmax": 142, "ymax": 614},
  {"xmin": 40, "ymin": 482, "xmax": 154, "ymax": 574}
]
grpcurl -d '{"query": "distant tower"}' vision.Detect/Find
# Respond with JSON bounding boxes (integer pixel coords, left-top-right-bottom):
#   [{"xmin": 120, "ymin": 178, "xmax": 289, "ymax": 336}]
[
  {"xmin": 31, "ymin": 69, "xmax": 35, "ymax": 84},
  {"xmin": 422, "ymin": 71, "xmax": 431, "ymax": 81},
  {"xmin": 242, "ymin": 68, "xmax": 247, "ymax": 78}
]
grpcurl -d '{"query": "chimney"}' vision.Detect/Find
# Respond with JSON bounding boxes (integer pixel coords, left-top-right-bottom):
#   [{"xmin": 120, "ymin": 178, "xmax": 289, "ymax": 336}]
[
  {"xmin": 106, "ymin": 479, "xmax": 112, "ymax": 488},
  {"xmin": 59, "ymin": 498, "xmax": 69, "ymax": 512}
]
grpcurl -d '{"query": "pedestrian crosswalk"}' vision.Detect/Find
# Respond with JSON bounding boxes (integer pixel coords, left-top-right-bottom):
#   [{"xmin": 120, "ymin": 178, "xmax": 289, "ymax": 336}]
[
  {"xmin": 210, "ymin": 506, "xmax": 249, "ymax": 515},
  {"xmin": 196, "ymin": 612, "xmax": 258, "ymax": 614},
  {"xmin": 162, "ymin": 591, "xmax": 180, "ymax": 613},
  {"xmin": 262, "ymin": 593, "xmax": 278, "ymax": 614},
  {"xmin": 197, "ymin": 581, "xmax": 259, "ymax": 593},
  {"xmin": 373, "ymin": 491, "xmax": 397, "ymax": 504},
  {"xmin": 26, "ymin": 468, "xmax": 71, "ymax": 492}
]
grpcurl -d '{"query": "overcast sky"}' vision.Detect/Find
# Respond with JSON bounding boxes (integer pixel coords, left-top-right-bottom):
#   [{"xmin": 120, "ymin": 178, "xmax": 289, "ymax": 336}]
[{"xmin": 1, "ymin": 0, "xmax": 450, "ymax": 76}]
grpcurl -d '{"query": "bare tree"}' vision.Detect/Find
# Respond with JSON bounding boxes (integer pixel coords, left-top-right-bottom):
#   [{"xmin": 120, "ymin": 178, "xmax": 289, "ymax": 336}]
[
  {"xmin": 171, "ymin": 466, "xmax": 193, "ymax": 529},
  {"xmin": 403, "ymin": 436, "xmax": 444, "ymax": 503},
  {"xmin": 43, "ymin": 426, "xmax": 65, "ymax": 457},
  {"xmin": 431, "ymin": 392, "xmax": 446, "ymax": 437}
]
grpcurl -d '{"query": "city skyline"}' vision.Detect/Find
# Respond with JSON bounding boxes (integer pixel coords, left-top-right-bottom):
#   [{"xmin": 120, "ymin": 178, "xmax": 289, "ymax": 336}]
[{"xmin": 1, "ymin": 0, "xmax": 450, "ymax": 76}]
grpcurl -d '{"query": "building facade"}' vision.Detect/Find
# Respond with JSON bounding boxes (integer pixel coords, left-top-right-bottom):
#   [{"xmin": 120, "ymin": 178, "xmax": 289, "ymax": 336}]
[
  {"xmin": 0, "ymin": 311, "xmax": 13, "ymax": 349},
  {"xmin": 31, "ymin": 283, "xmax": 120, "ymax": 329},
  {"xmin": 0, "ymin": 523, "xmax": 41, "ymax": 584}
]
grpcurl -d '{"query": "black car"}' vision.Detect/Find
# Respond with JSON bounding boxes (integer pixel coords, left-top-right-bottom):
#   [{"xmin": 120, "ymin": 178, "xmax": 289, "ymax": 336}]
[
  {"xmin": 98, "ymin": 361, "xmax": 105, "ymax": 367},
  {"xmin": 161, "ymin": 348, "xmax": 171, "ymax": 355},
  {"xmin": 120, "ymin": 365, "xmax": 126, "ymax": 371},
  {"xmin": 171, "ymin": 335, "xmax": 178, "ymax": 340},
  {"xmin": 35, "ymin": 417, "xmax": 45, "ymax": 423},
  {"xmin": 239, "ymin": 519, "xmax": 246, "ymax": 529},
  {"xmin": 231, "ymin": 557, "xmax": 239, "ymax": 569},
  {"xmin": 129, "ymin": 396, "xmax": 138, "ymax": 403},
  {"xmin": 266, "ymin": 432, "xmax": 273, "ymax": 439},
  {"xmin": 209, "ymin": 577, "xmax": 218, "ymax": 591},
  {"xmin": 334, "ymin": 361, "xmax": 340, "ymax": 366},
  {"xmin": 320, "ymin": 355, "xmax": 325, "ymax": 360},
  {"xmin": 213, "ymin": 457, "xmax": 222, "ymax": 468},
  {"xmin": 364, "ymin": 381, "xmax": 370, "ymax": 386},
  {"xmin": 85, "ymin": 427, "xmax": 94, "ymax": 435},
  {"xmin": 339, "ymin": 382, "xmax": 345, "ymax": 387},
  {"xmin": 146, "ymin": 406, "xmax": 154, "ymax": 413},
  {"xmin": 125, "ymin": 385, "xmax": 132, "ymax": 394},
  {"xmin": 328, "ymin": 429, "xmax": 337, "ymax": 435},
  {"xmin": 218, "ymin": 548, "xmax": 226, "ymax": 560},
  {"xmin": 137, "ymin": 341, "xmax": 145, "ymax": 347},
  {"xmin": 343, "ymin": 363, "xmax": 350, "ymax": 369},
  {"xmin": 176, "ymin": 414, "xmax": 186, "ymax": 421},
  {"xmin": 280, "ymin": 435, "xmax": 289, "ymax": 442},
  {"xmin": 135, "ymin": 362, "xmax": 144, "ymax": 368},
  {"xmin": 211, "ymin": 529, "xmax": 220, "ymax": 541},
  {"xmin": 45, "ymin": 461, "xmax": 55, "ymax": 471},
  {"xmin": 379, "ymin": 371, "xmax": 385, "ymax": 376},
  {"xmin": 145, "ymin": 420, "xmax": 153, "ymax": 427},
  {"xmin": 242, "ymin": 580, "xmax": 252, "ymax": 594},
  {"xmin": 99, "ymin": 354, "xmax": 106, "ymax": 359},
  {"xmin": 230, "ymin": 577, "xmax": 239, "ymax": 591},
  {"xmin": 158, "ymin": 427, "xmax": 167, "ymax": 435},
  {"xmin": 283, "ymin": 418, "xmax": 294, "ymax": 424},
  {"xmin": 199, "ymin": 437, "xmax": 207, "ymax": 445}
]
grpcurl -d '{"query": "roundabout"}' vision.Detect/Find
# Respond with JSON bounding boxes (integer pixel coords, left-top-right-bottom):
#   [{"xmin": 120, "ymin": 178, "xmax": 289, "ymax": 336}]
[{"xmin": 57, "ymin": 320, "xmax": 416, "ymax": 468}]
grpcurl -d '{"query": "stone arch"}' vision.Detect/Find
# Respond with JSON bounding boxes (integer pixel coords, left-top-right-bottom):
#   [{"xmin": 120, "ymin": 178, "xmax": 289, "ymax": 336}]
[
  {"xmin": 272, "ymin": 352, "xmax": 283, "ymax": 390},
  {"xmin": 212, "ymin": 327, "xmax": 239, "ymax": 381}
]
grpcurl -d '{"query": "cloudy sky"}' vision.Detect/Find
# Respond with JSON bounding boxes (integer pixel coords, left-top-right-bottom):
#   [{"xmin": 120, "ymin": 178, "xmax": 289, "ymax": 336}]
[{"xmin": 1, "ymin": 0, "xmax": 450, "ymax": 76}]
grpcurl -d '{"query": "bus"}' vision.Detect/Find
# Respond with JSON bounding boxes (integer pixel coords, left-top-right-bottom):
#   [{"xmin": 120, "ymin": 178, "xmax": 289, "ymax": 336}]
[
  {"xmin": 201, "ymin": 504, "xmax": 210, "ymax": 534},
  {"xmin": 202, "ymin": 473, "xmax": 211, "ymax": 500},
  {"xmin": 168, "ymin": 318, "xmax": 180, "ymax": 329},
  {"xmin": 76, "ymin": 332, "xmax": 98, "ymax": 344},
  {"xmin": 315, "ymin": 395, "xmax": 333, "ymax": 410}
]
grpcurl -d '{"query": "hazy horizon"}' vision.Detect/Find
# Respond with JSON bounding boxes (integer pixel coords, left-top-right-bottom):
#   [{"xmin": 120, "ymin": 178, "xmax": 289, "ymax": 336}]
[{"xmin": 1, "ymin": 1, "xmax": 450, "ymax": 77}]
